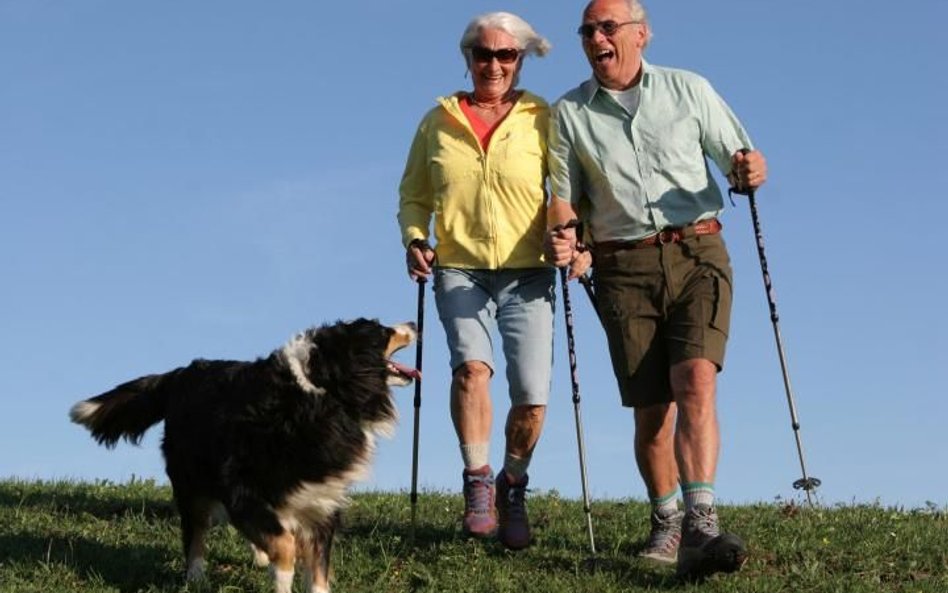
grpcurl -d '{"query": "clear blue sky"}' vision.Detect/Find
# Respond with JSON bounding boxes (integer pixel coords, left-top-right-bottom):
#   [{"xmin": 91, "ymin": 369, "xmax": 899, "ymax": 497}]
[{"xmin": 2, "ymin": 0, "xmax": 946, "ymax": 509}]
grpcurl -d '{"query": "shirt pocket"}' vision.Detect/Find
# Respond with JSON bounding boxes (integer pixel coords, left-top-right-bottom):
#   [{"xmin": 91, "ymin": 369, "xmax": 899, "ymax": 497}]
[
  {"xmin": 647, "ymin": 118, "xmax": 705, "ymax": 176},
  {"xmin": 430, "ymin": 128, "xmax": 481, "ymax": 192},
  {"xmin": 493, "ymin": 127, "xmax": 546, "ymax": 183},
  {"xmin": 429, "ymin": 130, "xmax": 491, "ymax": 241}
]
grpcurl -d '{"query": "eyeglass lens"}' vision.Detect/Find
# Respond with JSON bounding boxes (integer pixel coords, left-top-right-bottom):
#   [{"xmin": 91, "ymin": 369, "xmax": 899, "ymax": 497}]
[
  {"xmin": 578, "ymin": 20, "xmax": 634, "ymax": 39},
  {"xmin": 471, "ymin": 46, "xmax": 521, "ymax": 64}
]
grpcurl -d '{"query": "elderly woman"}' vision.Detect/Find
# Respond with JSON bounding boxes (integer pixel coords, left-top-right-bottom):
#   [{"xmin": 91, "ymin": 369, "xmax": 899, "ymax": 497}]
[{"xmin": 397, "ymin": 12, "xmax": 552, "ymax": 550}]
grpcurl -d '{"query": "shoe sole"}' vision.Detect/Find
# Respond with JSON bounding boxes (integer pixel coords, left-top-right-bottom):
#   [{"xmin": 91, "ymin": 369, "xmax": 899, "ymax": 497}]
[
  {"xmin": 497, "ymin": 529, "xmax": 530, "ymax": 550},
  {"xmin": 638, "ymin": 550, "xmax": 678, "ymax": 565},
  {"xmin": 462, "ymin": 525, "xmax": 498, "ymax": 539},
  {"xmin": 676, "ymin": 533, "xmax": 747, "ymax": 580},
  {"xmin": 462, "ymin": 514, "xmax": 498, "ymax": 539}
]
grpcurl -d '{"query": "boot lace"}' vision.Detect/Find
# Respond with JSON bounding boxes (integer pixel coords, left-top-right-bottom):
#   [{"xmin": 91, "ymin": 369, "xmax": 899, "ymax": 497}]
[
  {"xmin": 686, "ymin": 505, "xmax": 720, "ymax": 538},
  {"xmin": 646, "ymin": 509, "xmax": 682, "ymax": 552},
  {"xmin": 464, "ymin": 473, "xmax": 494, "ymax": 515},
  {"xmin": 502, "ymin": 481, "xmax": 528, "ymax": 520}
]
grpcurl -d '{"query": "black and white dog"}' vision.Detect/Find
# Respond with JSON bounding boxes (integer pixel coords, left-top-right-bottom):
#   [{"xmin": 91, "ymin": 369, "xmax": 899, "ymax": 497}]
[{"xmin": 70, "ymin": 318, "xmax": 418, "ymax": 593}]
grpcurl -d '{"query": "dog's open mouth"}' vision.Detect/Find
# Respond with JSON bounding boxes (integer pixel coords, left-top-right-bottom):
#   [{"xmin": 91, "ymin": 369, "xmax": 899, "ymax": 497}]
[
  {"xmin": 385, "ymin": 322, "xmax": 419, "ymax": 386},
  {"xmin": 387, "ymin": 360, "xmax": 420, "ymax": 384}
]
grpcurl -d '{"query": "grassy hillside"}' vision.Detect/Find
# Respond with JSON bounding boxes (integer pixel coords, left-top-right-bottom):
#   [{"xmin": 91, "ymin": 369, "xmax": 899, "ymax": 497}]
[{"xmin": 0, "ymin": 479, "xmax": 945, "ymax": 592}]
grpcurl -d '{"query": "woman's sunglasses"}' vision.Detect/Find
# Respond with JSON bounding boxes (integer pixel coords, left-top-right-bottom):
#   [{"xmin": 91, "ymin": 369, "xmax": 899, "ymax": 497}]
[{"xmin": 471, "ymin": 46, "xmax": 521, "ymax": 64}]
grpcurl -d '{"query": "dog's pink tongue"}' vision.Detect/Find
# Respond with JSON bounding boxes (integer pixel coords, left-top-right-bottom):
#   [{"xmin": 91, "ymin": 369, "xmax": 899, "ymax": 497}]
[{"xmin": 390, "ymin": 361, "xmax": 421, "ymax": 381}]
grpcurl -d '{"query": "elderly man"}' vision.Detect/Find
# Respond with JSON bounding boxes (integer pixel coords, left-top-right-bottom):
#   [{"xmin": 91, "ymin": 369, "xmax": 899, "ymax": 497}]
[{"xmin": 545, "ymin": 0, "xmax": 767, "ymax": 579}]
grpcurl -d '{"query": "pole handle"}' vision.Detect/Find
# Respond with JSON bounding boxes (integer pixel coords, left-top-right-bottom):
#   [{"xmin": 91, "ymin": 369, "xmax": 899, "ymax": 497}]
[{"xmin": 727, "ymin": 147, "xmax": 755, "ymax": 198}]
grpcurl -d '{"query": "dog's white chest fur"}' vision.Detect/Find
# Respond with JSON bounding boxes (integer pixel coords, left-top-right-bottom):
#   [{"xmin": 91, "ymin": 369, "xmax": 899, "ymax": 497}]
[{"xmin": 277, "ymin": 427, "xmax": 391, "ymax": 531}]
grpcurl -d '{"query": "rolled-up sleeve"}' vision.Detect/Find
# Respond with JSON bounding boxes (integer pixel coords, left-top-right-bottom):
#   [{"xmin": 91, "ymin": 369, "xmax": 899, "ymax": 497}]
[
  {"xmin": 547, "ymin": 102, "xmax": 583, "ymax": 206},
  {"xmin": 697, "ymin": 76, "xmax": 754, "ymax": 177}
]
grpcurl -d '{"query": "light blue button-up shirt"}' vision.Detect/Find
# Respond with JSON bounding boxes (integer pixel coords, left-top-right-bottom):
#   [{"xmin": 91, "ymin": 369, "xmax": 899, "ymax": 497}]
[{"xmin": 548, "ymin": 61, "xmax": 754, "ymax": 242}]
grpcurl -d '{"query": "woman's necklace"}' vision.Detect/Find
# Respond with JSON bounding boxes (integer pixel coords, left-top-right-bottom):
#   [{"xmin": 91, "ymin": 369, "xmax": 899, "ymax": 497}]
[{"xmin": 468, "ymin": 90, "xmax": 518, "ymax": 111}]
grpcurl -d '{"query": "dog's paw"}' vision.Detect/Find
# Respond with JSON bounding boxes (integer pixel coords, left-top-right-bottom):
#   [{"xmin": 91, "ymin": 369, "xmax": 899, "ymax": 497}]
[
  {"xmin": 185, "ymin": 557, "xmax": 206, "ymax": 581},
  {"xmin": 250, "ymin": 543, "xmax": 270, "ymax": 567}
]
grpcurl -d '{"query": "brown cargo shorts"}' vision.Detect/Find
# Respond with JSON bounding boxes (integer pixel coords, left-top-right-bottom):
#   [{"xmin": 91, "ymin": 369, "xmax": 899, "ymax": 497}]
[{"xmin": 592, "ymin": 231, "xmax": 733, "ymax": 408}]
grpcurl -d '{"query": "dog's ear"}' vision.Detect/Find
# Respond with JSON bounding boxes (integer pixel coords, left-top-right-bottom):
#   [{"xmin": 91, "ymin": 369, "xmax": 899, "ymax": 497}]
[
  {"xmin": 303, "ymin": 342, "xmax": 327, "ymax": 384},
  {"xmin": 342, "ymin": 318, "xmax": 392, "ymax": 354}
]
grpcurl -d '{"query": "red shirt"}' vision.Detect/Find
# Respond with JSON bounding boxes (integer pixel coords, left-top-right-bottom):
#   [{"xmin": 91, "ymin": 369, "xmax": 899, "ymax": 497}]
[{"xmin": 459, "ymin": 96, "xmax": 506, "ymax": 151}]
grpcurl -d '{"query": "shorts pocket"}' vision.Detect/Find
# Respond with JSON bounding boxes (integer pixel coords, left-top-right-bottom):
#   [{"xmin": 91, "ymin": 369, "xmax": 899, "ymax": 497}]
[{"xmin": 708, "ymin": 272, "xmax": 732, "ymax": 337}]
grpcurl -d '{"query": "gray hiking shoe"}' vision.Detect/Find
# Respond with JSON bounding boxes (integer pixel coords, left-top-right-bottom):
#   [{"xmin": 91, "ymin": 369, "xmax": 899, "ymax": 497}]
[
  {"xmin": 676, "ymin": 504, "xmax": 747, "ymax": 579},
  {"xmin": 638, "ymin": 507, "xmax": 683, "ymax": 564}
]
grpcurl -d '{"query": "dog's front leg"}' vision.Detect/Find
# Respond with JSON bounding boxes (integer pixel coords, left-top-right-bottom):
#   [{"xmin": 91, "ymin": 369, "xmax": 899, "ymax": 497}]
[
  {"xmin": 263, "ymin": 530, "xmax": 297, "ymax": 593},
  {"xmin": 301, "ymin": 512, "xmax": 340, "ymax": 593}
]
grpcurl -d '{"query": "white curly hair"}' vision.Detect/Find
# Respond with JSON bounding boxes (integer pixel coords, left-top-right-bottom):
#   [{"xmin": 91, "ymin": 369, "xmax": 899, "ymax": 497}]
[{"xmin": 459, "ymin": 11, "xmax": 551, "ymax": 69}]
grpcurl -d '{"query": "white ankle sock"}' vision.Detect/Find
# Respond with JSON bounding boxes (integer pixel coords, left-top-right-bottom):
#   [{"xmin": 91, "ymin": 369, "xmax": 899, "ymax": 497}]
[
  {"xmin": 503, "ymin": 452, "xmax": 531, "ymax": 482},
  {"xmin": 460, "ymin": 442, "xmax": 490, "ymax": 469}
]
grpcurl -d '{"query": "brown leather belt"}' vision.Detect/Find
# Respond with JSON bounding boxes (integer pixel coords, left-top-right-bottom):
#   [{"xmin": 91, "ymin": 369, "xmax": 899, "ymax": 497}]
[{"xmin": 594, "ymin": 218, "xmax": 722, "ymax": 253}]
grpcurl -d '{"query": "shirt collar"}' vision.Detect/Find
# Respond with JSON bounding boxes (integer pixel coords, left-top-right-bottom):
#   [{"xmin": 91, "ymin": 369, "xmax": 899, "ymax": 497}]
[
  {"xmin": 438, "ymin": 89, "xmax": 544, "ymax": 116},
  {"xmin": 581, "ymin": 59, "xmax": 652, "ymax": 104}
]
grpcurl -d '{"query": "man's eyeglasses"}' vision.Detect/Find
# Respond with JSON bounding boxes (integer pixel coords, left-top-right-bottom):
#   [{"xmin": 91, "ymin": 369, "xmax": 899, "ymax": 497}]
[
  {"xmin": 471, "ymin": 46, "xmax": 521, "ymax": 64},
  {"xmin": 577, "ymin": 20, "xmax": 640, "ymax": 39}
]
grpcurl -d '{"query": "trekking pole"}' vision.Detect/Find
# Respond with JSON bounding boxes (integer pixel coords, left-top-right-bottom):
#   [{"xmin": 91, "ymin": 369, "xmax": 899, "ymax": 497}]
[
  {"xmin": 730, "ymin": 152, "xmax": 821, "ymax": 505},
  {"xmin": 577, "ymin": 274, "xmax": 600, "ymax": 319},
  {"xmin": 409, "ymin": 277, "xmax": 426, "ymax": 540},
  {"xmin": 554, "ymin": 220, "xmax": 597, "ymax": 555}
]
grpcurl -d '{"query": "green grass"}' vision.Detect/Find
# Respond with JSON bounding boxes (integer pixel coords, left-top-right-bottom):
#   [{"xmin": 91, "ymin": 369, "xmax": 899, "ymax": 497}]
[{"xmin": 0, "ymin": 478, "xmax": 945, "ymax": 592}]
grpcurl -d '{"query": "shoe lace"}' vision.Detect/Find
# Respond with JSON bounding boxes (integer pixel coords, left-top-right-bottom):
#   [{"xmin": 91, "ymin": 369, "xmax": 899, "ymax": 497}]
[
  {"xmin": 647, "ymin": 511, "xmax": 681, "ymax": 550},
  {"xmin": 502, "ymin": 482, "xmax": 528, "ymax": 520},
  {"xmin": 687, "ymin": 505, "xmax": 718, "ymax": 537},
  {"xmin": 464, "ymin": 473, "xmax": 494, "ymax": 515}
]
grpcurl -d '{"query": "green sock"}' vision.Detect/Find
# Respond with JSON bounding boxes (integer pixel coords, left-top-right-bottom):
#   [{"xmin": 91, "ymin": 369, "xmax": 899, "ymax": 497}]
[
  {"xmin": 681, "ymin": 482, "xmax": 715, "ymax": 510},
  {"xmin": 650, "ymin": 489, "xmax": 679, "ymax": 515}
]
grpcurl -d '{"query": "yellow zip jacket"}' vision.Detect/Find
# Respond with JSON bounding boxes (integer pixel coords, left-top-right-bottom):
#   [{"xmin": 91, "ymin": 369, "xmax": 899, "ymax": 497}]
[{"xmin": 398, "ymin": 90, "xmax": 550, "ymax": 270}]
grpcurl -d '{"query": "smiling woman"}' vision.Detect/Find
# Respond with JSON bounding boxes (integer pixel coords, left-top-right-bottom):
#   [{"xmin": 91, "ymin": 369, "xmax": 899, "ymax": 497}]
[
  {"xmin": 463, "ymin": 27, "xmax": 522, "ymax": 127},
  {"xmin": 396, "ymin": 11, "xmax": 555, "ymax": 552}
]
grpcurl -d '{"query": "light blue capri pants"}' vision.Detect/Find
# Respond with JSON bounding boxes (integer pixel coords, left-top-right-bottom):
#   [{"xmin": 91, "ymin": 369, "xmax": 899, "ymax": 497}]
[{"xmin": 433, "ymin": 267, "xmax": 556, "ymax": 406}]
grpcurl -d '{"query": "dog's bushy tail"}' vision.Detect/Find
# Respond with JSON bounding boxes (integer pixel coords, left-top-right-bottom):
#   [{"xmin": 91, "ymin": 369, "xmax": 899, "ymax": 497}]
[{"xmin": 70, "ymin": 372, "xmax": 178, "ymax": 447}]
